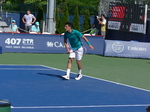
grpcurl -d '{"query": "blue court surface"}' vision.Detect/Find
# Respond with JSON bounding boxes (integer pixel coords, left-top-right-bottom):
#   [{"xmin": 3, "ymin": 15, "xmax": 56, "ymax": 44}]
[{"xmin": 0, "ymin": 65, "xmax": 150, "ymax": 112}]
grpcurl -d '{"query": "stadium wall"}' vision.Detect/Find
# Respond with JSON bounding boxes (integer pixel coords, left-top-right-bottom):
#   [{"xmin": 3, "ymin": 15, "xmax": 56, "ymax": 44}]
[
  {"xmin": 104, "ymin": 40, "xmax": 150, "ymax": 59},
  {"xmin": 0, "ymin": 33, "xmax": 104, "ymax": 55},
  {"xmin": 0, "ymin": 33, "xmax": 150, "ymax": 59}
]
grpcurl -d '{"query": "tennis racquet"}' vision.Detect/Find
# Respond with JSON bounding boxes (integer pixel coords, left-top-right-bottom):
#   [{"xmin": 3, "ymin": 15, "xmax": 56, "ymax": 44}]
[{"xmin": 82, "ymin": 46, "xmax": 87, "ymax": 55}]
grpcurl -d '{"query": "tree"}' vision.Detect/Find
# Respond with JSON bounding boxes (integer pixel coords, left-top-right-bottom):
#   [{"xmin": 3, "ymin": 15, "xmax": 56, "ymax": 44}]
[
  {"xmin": 72, "ymin": 6, "xmax": 80, "ymax": 31},
  {"xmin": 36, "ymin": 5, "xmax": 44, "ymax": 23},
  {"xmin": 6, "ymin": 0, "xmax": 47, "ymax": 4},
  {"xmin": 24, "ymin": 0, "xmax": 47, "ymax": 4},
  {"xmin": 6, "ymin": 0, "xmax": 25, "ymax": 4},
  {"xmin": 55, "ymin": 7, "xmax": 60, "ymax": 34},
  {"xmin": 36, "ymin": 5, "xmax": 44, "ymax": 33},
  {"xmin": 59, "ymin": 4, "xmax": 69, "ymax": 33},
  {"xmin": 82, "ymin": 9, "xmax": 91, "ymax": 33}
]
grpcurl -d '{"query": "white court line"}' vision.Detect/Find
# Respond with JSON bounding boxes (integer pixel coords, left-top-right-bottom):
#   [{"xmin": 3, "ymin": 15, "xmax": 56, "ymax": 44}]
[
  {"xmin": 0, "ymin": 64, "xmax": 41, "ymax": 66},
  {"xmin": 41, "ymin": 65, "xmax": 150, "ymax": 93},
  {"xmin": 0, "ymin": 68, "xmax": 51, "ymax": 70},
  {"xmin": 0, "ymin": 64, "xmax": 52, "ymax": 70},
  {"xmin": 11, "ymin": 104, "xmax": 150, "ymax": 109}
]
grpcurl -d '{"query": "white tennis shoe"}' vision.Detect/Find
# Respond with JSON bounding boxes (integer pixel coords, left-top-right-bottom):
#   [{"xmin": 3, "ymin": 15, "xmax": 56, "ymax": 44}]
[
  {"xmin": 75, "ymin": 74, "xmax": 82, "ymax": 80},
  {"xmin": 62, "ymin": 74, "xmax": 70, "ymax": 80}
]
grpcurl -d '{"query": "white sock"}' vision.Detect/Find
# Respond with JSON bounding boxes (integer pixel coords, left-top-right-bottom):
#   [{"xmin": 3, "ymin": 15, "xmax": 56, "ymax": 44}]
[
  {"xmin": 66, "ymin": 69, "xmax": 71, "ymax": 76},
  {"xmin": 78, "ymin": 70, "xmax": 82, "ymax": 75}
]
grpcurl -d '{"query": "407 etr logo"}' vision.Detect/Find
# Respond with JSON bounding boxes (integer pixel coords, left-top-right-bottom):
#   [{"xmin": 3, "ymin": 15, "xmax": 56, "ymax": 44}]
[{"xmin": 5, "ymin": 38, "xmax": 34, "ymax": 45}]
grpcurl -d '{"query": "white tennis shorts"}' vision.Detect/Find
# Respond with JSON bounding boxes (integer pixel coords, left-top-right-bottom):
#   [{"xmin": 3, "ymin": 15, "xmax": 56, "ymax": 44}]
[{"xmin": 69, "ymin": 46, "xmax": 84, "ymax": 60}]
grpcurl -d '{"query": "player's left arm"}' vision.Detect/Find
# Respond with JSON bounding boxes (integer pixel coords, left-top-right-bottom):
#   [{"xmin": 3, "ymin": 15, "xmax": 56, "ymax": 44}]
[
  {"xmin": 31, "ymin": 15, "xmax": 36, "ymax": 24},
  {"xmin": 82, "ymin": 36, "xmax": 94, "ymax": 50},
  {"xmin": 31, "ymin": 17, "xmax": 36, "ymax": 24}
]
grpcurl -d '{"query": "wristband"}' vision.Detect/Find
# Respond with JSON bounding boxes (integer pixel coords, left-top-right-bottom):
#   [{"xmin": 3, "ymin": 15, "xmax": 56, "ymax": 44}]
[{"xmin": 86, "ymin": 41, "xmax": 91, "ymax": 45}]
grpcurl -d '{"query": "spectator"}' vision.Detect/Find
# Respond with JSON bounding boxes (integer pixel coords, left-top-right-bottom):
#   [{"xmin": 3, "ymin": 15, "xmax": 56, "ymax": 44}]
[
  {"xmin": 97, "ymin": 14, "xmax": 107, "ymax": 38},
  {"xmin": 10, "ymin": 20, "xmax": 20, "ymax": 33},
  {"xmin": 90, "ymin": 16, "xmax": 101, "ymax": 35},
  {"xmin": 22, "ymin": 10, "xmax": 36, "ymax": 32},
  {"xmin": 30, "ymin": 22, "xmax": 41, "ymax": 34},
  {"xmin": 146, "ymin": 106, "xmax": 150, "ymax": 112}
]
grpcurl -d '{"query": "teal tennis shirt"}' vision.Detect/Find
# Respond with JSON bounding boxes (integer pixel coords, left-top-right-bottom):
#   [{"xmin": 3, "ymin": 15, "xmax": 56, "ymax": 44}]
[
  {"xmin": 10, "ymin": 24, "xmax": 18, "ymax": 31},
  {"xmin": 64, "ymin": 29, "xmax": 83, "ymax": 49},
  {"xmin": 31, "ymin": 25, "xmax": 40, "ymax": 32}
]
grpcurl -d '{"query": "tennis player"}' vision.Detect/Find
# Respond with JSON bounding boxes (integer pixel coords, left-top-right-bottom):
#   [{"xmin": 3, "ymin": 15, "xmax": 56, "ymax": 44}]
[{"xmin": 62, "ymin": 22, "xmax": 94, "ymax": 80}]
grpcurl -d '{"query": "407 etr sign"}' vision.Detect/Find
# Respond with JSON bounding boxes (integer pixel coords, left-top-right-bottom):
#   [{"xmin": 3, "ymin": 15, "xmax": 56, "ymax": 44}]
[{"xmin": 5, "ymin": 38, "xmax": 34, "ymax": 46}]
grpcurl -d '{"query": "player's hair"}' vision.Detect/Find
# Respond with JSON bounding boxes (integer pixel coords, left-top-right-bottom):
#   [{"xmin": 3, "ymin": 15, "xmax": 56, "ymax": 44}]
[
  {"xmin": 27, "ymin": 9, "xmax": 31, "ymax": 12},
  {"xmin": 101, "ymin": 14, "xmax": 105, "ymax": 18},
  {"xmin": 65, "ymin": 22, "xmax": 73, "ymax": 28},
  {"xmin": 146, "ymin": 106, "xmax": 150, "ymax": 112}
]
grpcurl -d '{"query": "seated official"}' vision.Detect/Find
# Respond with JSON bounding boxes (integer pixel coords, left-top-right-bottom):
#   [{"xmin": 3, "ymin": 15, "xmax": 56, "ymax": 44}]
[
  {"xmin": 30, "ymin": 22, "xmax": 41, "ymax": 34},
  {"xmin": 10, "ymin": 20, "xmax": 20, "ymax": 33}
]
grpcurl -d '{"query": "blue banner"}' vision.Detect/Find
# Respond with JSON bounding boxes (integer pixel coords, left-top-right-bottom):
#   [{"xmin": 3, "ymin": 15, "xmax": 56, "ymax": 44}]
[
  {"xmin": 0, "ymin": 33, "xmax": 104, "ymax": 55},
  {"xmin": 104, "ymin": 40, "xmax": 150, "ymax": 59}
]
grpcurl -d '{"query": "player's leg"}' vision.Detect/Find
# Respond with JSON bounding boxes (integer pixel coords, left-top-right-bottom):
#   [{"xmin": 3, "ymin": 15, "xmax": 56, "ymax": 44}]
[
  {"xmin": 101, "ymin": 31, "xmax": 106, "ymax": 38},
  {"xmin": 67, "ymin": 58, "xmax": 73, "ymax": 69},
  {"xmin": 75, "ymin": 47, "xmax": 84, "ymax": 80},
  {"xmin": 66, "ymin": 58, "xmax": 73, "ymax": 76},
  {"xmin": 62, "ymin": 50, "xmax": 75, "ymax": 80},
  {"xmin": 25, "ymin": 25, "xmax": 28, "ymax": 31},
  {"xmin": 28, "ymin": 25, "xmax": 32, "ymax": 31},
  {"xmin": 76, "ymin": 60, "xmax": 82, "ymax": 70},
  {"xmin": 76, "ymin": 60, "xmax": 83, "ymax": 79},
  {"xmin": 75, "ymin": 60, "xmax": 83, "ymax": 80}
]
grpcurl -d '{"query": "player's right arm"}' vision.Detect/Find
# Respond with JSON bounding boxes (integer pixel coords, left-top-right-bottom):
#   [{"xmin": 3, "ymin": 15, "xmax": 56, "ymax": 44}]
[
  {"xmin": 82, "ymin": 36, "xmax": 94, "ymax": 50},
  {"xmin": 22, "ymin": 15, "xmax": 26, "ymax": 24},
  {"xmin": 64, "ymin": 39, "xmax": 70, "ymax": 53}
]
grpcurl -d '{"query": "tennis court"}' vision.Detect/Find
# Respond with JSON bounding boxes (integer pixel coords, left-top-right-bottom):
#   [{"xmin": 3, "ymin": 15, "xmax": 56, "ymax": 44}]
[{"xmin": 0, "ymin": 53, "xmax": 150, "ymax": 112}]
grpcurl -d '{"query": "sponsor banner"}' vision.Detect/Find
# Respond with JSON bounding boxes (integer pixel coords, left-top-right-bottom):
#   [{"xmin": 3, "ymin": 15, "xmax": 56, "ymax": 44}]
[
  {"xmin": 108, "ymin": 21, "xmax": 121, "ymax": 30},
  {"xmin": 104, "ymin": 40, "xmax": 150, "ymax": 59},
  {"xmin": 0, "ymin": 33, "xmax": 104, "ymax": 55},
  {"xmin": 129, "ymin": 23, "xmax": 144, "ymax": 33}
]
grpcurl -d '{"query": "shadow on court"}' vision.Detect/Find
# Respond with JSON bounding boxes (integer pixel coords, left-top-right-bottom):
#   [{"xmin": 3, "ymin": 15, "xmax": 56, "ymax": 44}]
[{"xmin": 38, "ymin": 73, "xmax": 75, "ymax": 80}]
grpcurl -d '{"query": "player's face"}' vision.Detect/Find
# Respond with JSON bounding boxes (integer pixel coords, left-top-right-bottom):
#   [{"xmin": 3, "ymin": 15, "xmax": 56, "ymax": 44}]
[
  {"xmin": 27, "ymin": 11, "xmax": 31, "ymax": 15},
  {"xmin": 65, "ymin": 25, "xmax": 71, "ymax": 31},
  {"xmin": 101, "ymin": 16, "xmax": 104, "ymax": 19}
]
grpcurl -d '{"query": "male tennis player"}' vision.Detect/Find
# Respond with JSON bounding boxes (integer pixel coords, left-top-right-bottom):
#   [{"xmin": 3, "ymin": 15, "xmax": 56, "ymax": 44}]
[{"xmin": 62, "ymin": 22, "xmax": 94, "ymax": 80}]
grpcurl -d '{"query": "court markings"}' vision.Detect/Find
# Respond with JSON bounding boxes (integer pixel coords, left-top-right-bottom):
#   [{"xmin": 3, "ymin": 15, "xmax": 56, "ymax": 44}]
[
  {"xmin": 1, "ymin": 64, "xmax": 150, "ymax": 92},
  {"xmin": 41, "ymin": 65, "xmax": 150, "ymax": 93},
  {"xmin": 0, "ymin": 64, "xmax": 52, "ymax": 70},
  {"xmin": 0, "ymin": 64, "xmax": 150, "ymax": 109},
  {"xmin": 0, "ymin": 64, "xmax": 41, "ymax": 66},
  {"xmin": 0, "ymin": 68, "xmax": 51, "ymax": 70},
  {"xmin": 11, "ymin": 104, "xmax": 150, "ymax": 109}
]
